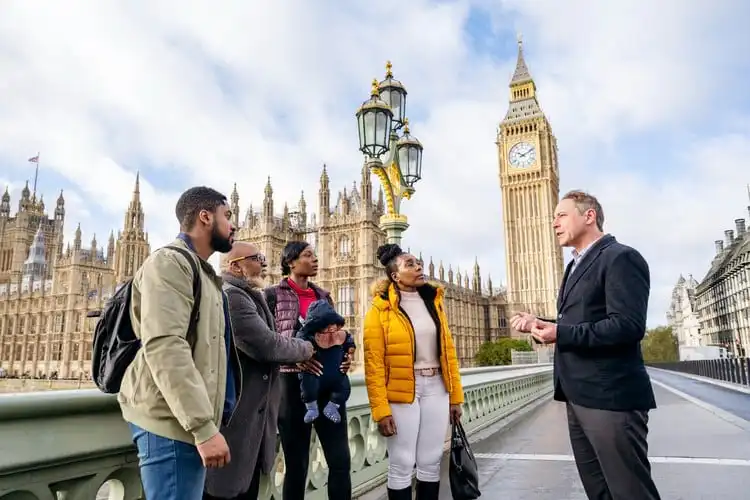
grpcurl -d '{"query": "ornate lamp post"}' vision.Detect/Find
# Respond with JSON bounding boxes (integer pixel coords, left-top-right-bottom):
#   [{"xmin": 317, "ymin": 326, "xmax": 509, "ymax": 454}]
[{"xmin": 355, "ymin": 61, "xmax": 423, "ymax": 245}]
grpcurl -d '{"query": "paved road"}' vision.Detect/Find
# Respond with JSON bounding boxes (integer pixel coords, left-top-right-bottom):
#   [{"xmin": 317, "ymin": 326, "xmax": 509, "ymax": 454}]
[
  {"xmin": 434, "ymin": 380, "xmax": 750, "ymax": 499},
  {"xmin": 647, "ymin": 368, "xmax": 750, "ymax": 421}
]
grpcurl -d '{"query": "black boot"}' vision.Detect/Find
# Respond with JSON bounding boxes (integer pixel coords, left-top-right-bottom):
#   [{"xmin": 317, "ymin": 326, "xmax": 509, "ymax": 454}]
[
  {"xmin": 415, "ymin": 480, "xmax": 440, "ymax": 500},
  {"xmin": 387, "ymin": 485, "xmax": 412, "ymax": 500}
]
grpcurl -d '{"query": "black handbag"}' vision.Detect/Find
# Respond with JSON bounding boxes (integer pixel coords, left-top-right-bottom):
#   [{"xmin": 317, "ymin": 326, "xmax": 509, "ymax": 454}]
[{"xmin": 449, "ymin": 421, "xmax": 481, "ymax": 499}]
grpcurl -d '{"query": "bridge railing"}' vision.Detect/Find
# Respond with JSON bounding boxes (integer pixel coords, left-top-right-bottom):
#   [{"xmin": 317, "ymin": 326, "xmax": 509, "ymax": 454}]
[
  {"xmin": 648, "ymin": 357, "xmax": 750, "ymax": 387},
  {"xmin": 0, "ymin": 364, "xmax": 553, "ymax": 500}
]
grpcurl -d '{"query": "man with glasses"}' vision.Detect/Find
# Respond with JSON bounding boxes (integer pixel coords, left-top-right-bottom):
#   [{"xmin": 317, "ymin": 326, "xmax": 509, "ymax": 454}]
[{"xmin": 204, "ymin": 242, "xmax": 314, "ymax": 500}]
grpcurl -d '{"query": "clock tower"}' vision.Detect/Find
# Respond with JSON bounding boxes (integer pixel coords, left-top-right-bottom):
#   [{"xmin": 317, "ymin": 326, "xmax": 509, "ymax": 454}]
[{"xmin": 497, "ymin": 37, "xmax": 564, "ymax": 330}]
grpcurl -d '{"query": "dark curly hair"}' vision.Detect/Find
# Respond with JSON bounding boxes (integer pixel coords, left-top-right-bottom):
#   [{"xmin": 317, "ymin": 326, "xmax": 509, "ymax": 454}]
[
  {"xmin": 281, "ymin": 241, "xmax": 310, "ymax": 276},
  {"xmin": 377, "ymin": 243, "xmax": 405, "ymax": 282}
]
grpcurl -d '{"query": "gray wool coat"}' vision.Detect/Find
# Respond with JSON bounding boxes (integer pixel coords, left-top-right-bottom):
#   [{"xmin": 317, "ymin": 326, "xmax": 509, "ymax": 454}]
[{"xmin": 204, "ymin": 273, "xmax": 314, "ymax": 498}]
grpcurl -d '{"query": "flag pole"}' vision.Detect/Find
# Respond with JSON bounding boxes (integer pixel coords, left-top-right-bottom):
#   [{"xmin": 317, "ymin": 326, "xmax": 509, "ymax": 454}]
[{"xmin": 32, "ymin": 152, "xmax": 40, "ymax": 197}]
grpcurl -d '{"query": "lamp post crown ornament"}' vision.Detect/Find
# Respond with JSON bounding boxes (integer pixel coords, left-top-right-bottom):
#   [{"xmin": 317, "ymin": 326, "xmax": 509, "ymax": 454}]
[
  {"xmin": 370, "ymin": 78, "xmax": 380, "ymax": 97},
  {"xmin": 385, "ymin": 60, "xmax": 393, "ymax": 78},
  {"xmin": 402, "ymin": 117, "xmax": 410, "ymax": 134}
]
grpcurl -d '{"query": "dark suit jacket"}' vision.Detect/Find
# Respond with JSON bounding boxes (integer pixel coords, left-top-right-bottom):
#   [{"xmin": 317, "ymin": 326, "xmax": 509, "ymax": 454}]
[{"xmin": 551, "ymin": 234, "xmax": 656, "ymax": 412}]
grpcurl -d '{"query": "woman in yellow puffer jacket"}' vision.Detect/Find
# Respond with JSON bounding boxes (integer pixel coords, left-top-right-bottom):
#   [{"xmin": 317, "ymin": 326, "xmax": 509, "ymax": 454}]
[{"xmin": 363, "ymin": 243, "xmax": 464, "ymax": 500}]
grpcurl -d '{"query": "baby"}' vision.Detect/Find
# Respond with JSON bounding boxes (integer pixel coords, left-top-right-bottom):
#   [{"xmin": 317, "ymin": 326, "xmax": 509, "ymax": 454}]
[{"xmin": 295, "ymin": 299, "xmax": 356, "ymax": 424}]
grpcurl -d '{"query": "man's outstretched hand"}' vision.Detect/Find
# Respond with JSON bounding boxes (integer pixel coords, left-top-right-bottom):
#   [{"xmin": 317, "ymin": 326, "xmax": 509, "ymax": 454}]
[{"xmin": 510, "ymin": 312, "xmax": 538, "ymax": 333}]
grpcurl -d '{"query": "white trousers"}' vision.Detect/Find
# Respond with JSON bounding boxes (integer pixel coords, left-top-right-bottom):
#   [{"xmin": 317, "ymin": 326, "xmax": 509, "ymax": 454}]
[{"xmin": 386, "ymin": 374, "xmax": 450, "ymax": 489}]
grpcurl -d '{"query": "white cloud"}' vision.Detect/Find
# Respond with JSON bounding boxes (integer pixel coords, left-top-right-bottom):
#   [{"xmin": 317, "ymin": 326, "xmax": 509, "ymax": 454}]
[{"xmin": 0, "ymin": 0, "xmax": 748, "ymax": 327}]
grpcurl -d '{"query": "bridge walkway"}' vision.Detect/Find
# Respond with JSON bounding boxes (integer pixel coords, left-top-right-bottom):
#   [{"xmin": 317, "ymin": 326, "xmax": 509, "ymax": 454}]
[{"xmin": 424, "ymin": 368, "xmax": 750, "ymax": 499}]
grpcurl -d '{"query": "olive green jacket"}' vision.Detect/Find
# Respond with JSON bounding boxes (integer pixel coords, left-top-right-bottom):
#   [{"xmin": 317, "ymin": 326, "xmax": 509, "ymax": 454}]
[{"xmin": 118, "ymin": 238, "xmax": 240, "ymax": 445}]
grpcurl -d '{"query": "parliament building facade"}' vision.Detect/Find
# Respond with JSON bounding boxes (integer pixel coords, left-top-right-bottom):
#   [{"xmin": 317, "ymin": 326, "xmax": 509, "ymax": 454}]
[{"xmin": 0, "ymin": 40, "xmax": 565, "ymax": 379}]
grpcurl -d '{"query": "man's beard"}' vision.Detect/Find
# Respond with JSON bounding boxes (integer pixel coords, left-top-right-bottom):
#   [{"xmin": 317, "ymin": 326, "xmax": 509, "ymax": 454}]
[
  {"xmin": 246, "ymin": 275, "xmax": 265, "ymax": 289},
  {"xmin": 210, "ymin": 222, "xmax": 233, "ymax": 253}
]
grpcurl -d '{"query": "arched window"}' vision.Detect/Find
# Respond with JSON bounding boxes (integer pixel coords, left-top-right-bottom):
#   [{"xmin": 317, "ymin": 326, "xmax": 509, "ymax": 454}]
[
  {"xmin": 337, "ymin": 285, "xmax": 355, "ymax": 317},
  {"xmin": 339, "ymin": 236, "xmax": 350, "ymax": 257}
]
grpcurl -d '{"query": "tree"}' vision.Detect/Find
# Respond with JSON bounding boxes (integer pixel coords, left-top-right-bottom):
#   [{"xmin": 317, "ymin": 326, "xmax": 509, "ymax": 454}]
[
  {"xmin": 641, "ymin": 326, "xmax": 679, "ymax": 363},
  {"xmin": 476, "ymin": 338, "xmax": 533, "ymax": 366}
]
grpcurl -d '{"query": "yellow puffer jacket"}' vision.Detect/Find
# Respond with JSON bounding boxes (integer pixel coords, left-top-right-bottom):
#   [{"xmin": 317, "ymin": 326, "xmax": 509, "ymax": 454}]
[{"xmin": 364, "ymin": 279, "xmax": 464, "ymax": 422}]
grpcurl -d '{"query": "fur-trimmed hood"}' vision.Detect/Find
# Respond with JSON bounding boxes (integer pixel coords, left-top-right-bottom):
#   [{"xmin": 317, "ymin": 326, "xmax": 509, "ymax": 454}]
[{"xmin": 370, "ymin": 278, "xmax": 445, "ymax": 311}]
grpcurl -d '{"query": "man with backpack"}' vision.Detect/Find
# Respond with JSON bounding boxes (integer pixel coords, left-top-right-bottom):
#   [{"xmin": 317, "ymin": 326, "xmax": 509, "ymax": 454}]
[{"xmin": 116, "ymin": 186, "xmax": 240, "ymax": 500}]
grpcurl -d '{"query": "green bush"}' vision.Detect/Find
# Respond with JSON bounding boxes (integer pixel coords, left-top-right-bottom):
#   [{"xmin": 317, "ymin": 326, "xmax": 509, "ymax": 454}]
[
  {"xmin": 475, "ymin": 337, "xmax": 533, "ymax": 366},
  {"xmin": 641, "ymin": 326, "xmax": 679, "ymax": 363}
]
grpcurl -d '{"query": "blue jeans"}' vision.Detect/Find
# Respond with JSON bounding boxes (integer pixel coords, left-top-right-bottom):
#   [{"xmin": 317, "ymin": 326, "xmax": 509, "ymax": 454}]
[{"xmin": 129, "ymin": 423, "xmax": 206, "ymax": 500}]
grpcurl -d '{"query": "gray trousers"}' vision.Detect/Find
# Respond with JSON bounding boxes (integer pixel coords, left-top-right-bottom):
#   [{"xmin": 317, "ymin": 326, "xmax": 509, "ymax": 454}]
[{"xmin": 567, "ymin": 403, "xmax": 661, "ymax": 500}]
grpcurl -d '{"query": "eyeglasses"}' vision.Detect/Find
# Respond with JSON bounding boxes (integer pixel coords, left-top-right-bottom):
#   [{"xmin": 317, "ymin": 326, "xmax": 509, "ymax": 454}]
[{"xmin": 229, "ymin": 253, "xmax": 266, "ymax": 265}]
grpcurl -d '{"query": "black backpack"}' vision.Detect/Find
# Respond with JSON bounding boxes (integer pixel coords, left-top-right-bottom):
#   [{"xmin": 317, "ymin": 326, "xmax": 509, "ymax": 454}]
[{"xmin": 91, "ymin": 245, "xmax": 202, "ymax": 394}]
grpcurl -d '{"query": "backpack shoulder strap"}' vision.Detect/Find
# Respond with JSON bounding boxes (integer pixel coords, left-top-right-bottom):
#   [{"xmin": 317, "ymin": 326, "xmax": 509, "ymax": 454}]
[{"xmin": 164, "ymin": 245, "xmax": 202, "ymax": 350}]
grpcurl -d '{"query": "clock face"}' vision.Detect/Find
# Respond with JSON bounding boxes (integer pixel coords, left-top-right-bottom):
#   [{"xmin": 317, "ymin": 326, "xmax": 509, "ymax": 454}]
[{"xmin": 508, "ymin": 142, "xmax": 536, "ymax": 168}]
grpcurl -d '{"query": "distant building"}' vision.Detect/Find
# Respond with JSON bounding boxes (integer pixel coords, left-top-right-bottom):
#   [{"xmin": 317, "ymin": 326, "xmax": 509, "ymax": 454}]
[
  {"xmin": 0, "ymin": 176, "xmax": 149, "ymax": 378},
  {"xmin": 223, "ymin": 168, "xmax": 510, "ymax": 371},
  {"xmin": 695, "ymin": 189, "xmax": 750, "ymax": 357},
  {"xmin": 666, "ymin": 274, "xmax": 702, "ymax": 347}
]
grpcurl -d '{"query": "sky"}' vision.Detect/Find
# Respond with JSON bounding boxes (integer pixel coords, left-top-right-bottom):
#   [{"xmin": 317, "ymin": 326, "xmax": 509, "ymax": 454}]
[{"xmin": 1, "ymin": 0, "xmax": 749, "ymax": 328}]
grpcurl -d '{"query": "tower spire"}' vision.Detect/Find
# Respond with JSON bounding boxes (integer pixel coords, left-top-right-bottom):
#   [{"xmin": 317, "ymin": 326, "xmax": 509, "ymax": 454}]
[{"xmin": 511, "ymin": 34, "xmax": 532, "ymax": 85}]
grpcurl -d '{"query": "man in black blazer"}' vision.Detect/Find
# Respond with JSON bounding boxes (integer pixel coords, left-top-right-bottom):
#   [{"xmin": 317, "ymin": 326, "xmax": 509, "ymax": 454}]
[{"xmin": 511, "ymin": 190, "xmax": 661, "ymax": 500}]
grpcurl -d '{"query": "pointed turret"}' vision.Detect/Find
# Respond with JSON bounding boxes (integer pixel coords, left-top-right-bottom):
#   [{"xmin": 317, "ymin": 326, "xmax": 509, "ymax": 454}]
[
  {"xmin": 133, "ymin": 171, "xmax": 140, "ymax": 200},
  {"xmin": 511, "ymin": 35, "xmax": 533, "ymax": 86},
  {"xmin": 18, "ymin": 181, "xmax": 31, "ymax": 212},
  {"xmin": 361, "ymin": 162, "xmax": 373, "ymax": 210},
  {"xmin": 473, "ymin": 257, "xmax": 482, "ymax": 293},
  {"xmin": 298, "ymin": 191, "xmax": 307, "ymax": 226},
  {"xmin": 124, "ymin": 173, "xmax": 145, "ymax": 232},
  {"xmin": 428, "ymin": 257, "xmax": 435, "ymax": 278},
  {"xmin": 74, "ymin": 223, "xmax": 82, "ymax": 251},
  {"xmin": 245, "ymin": 202, "xmax": 255, "ymax": 228},
  {"xmin": 107, "ymin": 230, "xmax": 115, "ymax": 264},
  {"xmin": 319, "ymin": 164, "xmax": 330, "ymax": 225},
  {"xmin": 114, "ymin": 173, "xmax": 151, "ymax": 283},
  {"xmin": 439, "ymin": 260, "xmax": 445, "ymax": 281},
  {"xmin": 0, "ymin": 186, "xmax": 10, "ymax": 217},
  {"xmin": 505, "ymin": 35, "xmax": 542, "ymax": 117},
  {"xmin": 230, "ymin": 183, "xmax": 240, "ymax": 227},
  {"xmin": 263, "ymin": 176, "xmax": 274, "ymax": 219},
  {"xmin": 54, "ymin": 189, "xmax": 65, "ymax": 223}
]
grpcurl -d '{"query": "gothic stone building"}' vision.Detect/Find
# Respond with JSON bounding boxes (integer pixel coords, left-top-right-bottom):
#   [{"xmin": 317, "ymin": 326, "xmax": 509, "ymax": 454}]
[
  {"xmin": 0, "ymin": 176, "xmax": 149, "ymax": 379},
  {"xmin": 695, "ymin": 194, "xmax": 750, "ymax": 357},
  {"xmin": 666, "ymin": 274, "xmax": 702, "ymax": 348},
  {"xmin": 223, "ymin": 164, "xmax": 510, "ymax": 371}
]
